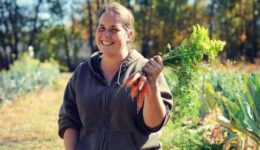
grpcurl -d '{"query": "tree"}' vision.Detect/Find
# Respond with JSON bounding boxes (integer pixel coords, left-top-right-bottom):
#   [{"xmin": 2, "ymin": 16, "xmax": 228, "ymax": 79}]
[
  {"xmin": 86, "ymin": 0, "xmax": 96, "ymax": 53},
  {"xmin": 0, "ymin": 0, "xmax": 22, "ymax": 69},
  {"xmin": 207, "ymin": 0, "xmax": 216, "ymax": 39},
  {"xmin": 48, "ymin": 0, "xmax": 74, "ymax": 70},
  {"xmin": 250, "ymin": 0, "xmax": 259, "ymax": 62},
  {"xmin": 27, "ymin": 0, "xmax": 43, "ymax": 50}
]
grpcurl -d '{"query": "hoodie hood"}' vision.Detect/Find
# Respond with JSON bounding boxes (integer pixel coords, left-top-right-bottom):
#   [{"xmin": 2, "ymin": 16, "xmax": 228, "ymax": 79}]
[{"xmin": 87, "ymin": 49, "xmax": 145, "ymax": 85}]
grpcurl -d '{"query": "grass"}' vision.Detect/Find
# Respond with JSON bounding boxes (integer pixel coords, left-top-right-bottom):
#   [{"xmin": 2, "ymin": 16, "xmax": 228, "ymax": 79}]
[{"xmin": 0, "ymin": 73, "xmax": 72, "ymax": 150}]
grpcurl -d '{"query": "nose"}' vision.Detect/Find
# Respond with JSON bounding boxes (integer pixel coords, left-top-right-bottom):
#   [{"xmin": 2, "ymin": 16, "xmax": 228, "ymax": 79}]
[{"xmin": 103, "ymin": 30, "xmax": 111, "ymax": 37}]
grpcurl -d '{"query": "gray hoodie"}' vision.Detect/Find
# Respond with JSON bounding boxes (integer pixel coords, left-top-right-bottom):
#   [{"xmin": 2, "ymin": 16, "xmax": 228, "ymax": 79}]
[{"xmin": 58, "ymin": 50, "xmax": 173, "ymax": 150}]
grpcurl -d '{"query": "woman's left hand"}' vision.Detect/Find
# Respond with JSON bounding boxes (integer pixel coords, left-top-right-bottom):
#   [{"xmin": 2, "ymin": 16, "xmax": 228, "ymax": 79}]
[
  {"xmin": 142, "ymin": 55, "xmax": 164, "ymax": 85},
  {"xmin": 124, "ymin": 55, "xmax": 163, "ymax": 110}
]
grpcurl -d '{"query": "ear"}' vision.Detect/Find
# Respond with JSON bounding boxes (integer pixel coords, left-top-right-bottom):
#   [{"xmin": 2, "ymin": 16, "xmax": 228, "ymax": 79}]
[{"xmin": 126, "ymin": 30, "xmax": 133, "ymax": 42}]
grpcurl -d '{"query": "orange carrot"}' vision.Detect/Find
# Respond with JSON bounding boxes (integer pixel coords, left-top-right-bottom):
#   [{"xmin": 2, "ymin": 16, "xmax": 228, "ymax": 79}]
[
  {"xmin": 130, "ymin": 83, "xmax": 139, "ymax": 101},
  {"xmin": 137, "ymin": 90, "xmax": 145, "ymax": 110}
]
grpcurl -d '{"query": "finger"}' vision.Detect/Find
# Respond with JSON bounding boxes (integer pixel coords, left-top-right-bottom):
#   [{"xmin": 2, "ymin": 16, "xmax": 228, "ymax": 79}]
[
  {"xmin": 144, "ymin": 63, "xmax": 153, "ymax": 70},
  {"xmin": 145, "ymin": 57, "xmax": 162, "ymax": 70},
  {"xmin": 148, "ymin": 58, "xmax": 157, "ymax": 66},
  {"xmin": 138, "ymin": 75, "xmax": 147, "ymax": 91},
  {"xmin": 148, "ymin": 61, "xmax": 162, "ymax": 70},
  {"xmin": 142, "ymin": 66, "xmax": 152, "ymax": 74},
  {"xmin": 153, "ymin": 55, "xmax": 163, "ymax": 62},
  {"xmin": 150, "ymin": 56, "xmax": 163, "ymax": 69},
  {"xmin": 153, "ymin": 55, "xmax": 163, "ymax": 65},
  {"xmin": 124, "ymin": 72, "xmax": 142, "ymax": 87},
  {"xmin": 137, "ymin": 90, "xmax": 145, "ymax": 110},
  {"xmin": 130, "ymin": 83, "xmax": 139, "ymax": 101}
]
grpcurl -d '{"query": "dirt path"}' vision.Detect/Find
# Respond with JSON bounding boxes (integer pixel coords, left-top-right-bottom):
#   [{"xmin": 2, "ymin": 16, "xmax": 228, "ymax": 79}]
[{"xmin": 0, "ymin": 73, "xmax": 71, "ymax": 150}]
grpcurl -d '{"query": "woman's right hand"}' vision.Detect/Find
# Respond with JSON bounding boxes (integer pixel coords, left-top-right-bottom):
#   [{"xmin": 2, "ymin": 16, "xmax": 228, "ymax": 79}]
[{"xmin": 64, "ymin": 128, "xmax": 78, "ymax": 150}]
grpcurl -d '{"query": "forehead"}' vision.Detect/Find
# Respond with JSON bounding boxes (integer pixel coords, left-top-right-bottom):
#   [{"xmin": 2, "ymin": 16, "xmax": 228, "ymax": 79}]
[{"xmin": 98, "ymin": 11, "xmax": 124, "ymax": 26}]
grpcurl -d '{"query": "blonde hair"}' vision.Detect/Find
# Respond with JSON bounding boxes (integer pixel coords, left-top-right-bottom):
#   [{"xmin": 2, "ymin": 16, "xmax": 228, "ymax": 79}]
[{"xmin": 97, "ymin": 2, "xmax": 135, "ymax": 41}]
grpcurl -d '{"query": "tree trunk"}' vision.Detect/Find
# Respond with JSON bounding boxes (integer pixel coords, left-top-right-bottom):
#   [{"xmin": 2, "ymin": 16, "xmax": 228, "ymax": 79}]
[
  {"xmin": 63, "ymin": 30, "xmax": 73, "ymax": 71},
  {"xmin": 28, "ymin": 0, "xmax": 43, "ymax": 49},
  {"xmin": 141, "ymin": 13, "xmax": 149, "ymax": 58},
  {"xmin": 6, "ymin": 0, "xmax": 19, "ymax": 60},
  {"xmin": 251, "ymin": 0, "xmax": 258, "ymax": 62},
  {"xmin": 1, "ymin": 1, "xmax": 12, "ymax": 69},
  {"xmin": 208, "ymin": 0, "xmax": 216, "ymax": 39},
  {"xmin": 57, "ymin": 0, "xmax": 73, "ymax": 71},
  {"xmin": 0, "ymin": 3, "xmax": 8, "ymax": 70},
  {"xmin": 141, "ymin": 1, "xmax": 153, "ymax": 58},
  {"xmin": 87, "ymin": 0, "xmax": 96, "ymax": 53},
  {"xmin": 70, "ymin": 13, "xmax": 80, "ymax": 63},
  {"xmin": 96, "ymin": 0, "xmax": 100, "ymax": 11},
  {"xmin": 193, "ymin": 0, "xmax": 198, "ymax": 23}
]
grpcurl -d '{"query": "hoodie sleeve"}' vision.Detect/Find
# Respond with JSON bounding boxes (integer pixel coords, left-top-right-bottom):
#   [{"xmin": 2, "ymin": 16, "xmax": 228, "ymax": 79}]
[
  {"xmin": 136, "ymin": 73, "xmax": 173, "ymax": 134},
  {"xmin": 58, "ymin": 66, "xmax": 82, "ymax": 139}
]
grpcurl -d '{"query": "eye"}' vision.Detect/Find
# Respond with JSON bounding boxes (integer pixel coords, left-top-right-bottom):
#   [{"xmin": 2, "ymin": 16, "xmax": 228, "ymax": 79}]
[
  {"xmin": 98, "ymin": 26, "xmax": 105, "ymax": 32},
  {"xmin": 110, "ymin": 28, "xmax": 119, "ymax": 33}
]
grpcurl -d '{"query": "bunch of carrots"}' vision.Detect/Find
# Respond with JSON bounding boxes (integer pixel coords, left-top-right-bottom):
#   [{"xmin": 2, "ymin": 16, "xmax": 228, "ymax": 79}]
[{"xmin": 124, "ymin": 25, "xmax": 226, "ymax": 111}]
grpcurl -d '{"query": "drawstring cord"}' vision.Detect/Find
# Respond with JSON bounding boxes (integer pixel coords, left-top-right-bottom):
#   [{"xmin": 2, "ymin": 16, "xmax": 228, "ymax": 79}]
[{"xmin": 115, "ymin": 62, "xmax": 124, "ymax": 87}]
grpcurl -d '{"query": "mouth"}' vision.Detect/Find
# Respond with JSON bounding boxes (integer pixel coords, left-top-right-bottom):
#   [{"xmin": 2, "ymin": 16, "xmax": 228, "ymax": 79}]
[{"xmin": 101, "ymin": 40, "xmax": 114, "ymax": 46}]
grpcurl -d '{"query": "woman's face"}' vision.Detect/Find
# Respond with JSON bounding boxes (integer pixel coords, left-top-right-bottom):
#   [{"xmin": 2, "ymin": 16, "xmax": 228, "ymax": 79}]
[{"xmin": 95, "ymin": 11, "xmax": 131, "ymax": 56}]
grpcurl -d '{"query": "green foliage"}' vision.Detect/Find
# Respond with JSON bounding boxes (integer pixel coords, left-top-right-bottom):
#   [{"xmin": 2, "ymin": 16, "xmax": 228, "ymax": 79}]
[
  {"xmin": 201, "ymin": 70, "xmax": 260, "ymax": 145},
  {"xmin": 163, "ymin": 25, "xmax": 225, "ymax": 122},
  {"xmin": 162, "ymin": 25, "xmax": 226, "ymax": 149},
  {"xmin": 161, "ymin": 120, "xmax": 205, "ymax": 150},
  {"xmin": 0, "ymin": 53, "xmax": 59, "ymax": 105},
  {"xmin": 36, "ymin": 24, "xmax": 82, "ymax": 71}
]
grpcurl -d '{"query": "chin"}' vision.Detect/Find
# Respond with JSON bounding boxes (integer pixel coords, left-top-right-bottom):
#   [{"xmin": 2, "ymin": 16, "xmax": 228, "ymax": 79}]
[{"xmin": 100, "ymin": 47, "xmax": 116, "ymax": 56}]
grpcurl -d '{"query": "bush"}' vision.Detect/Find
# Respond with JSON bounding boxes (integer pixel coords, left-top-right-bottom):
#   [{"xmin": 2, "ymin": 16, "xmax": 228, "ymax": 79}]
[
  {"xmin": 201, "ymin": 69, "xmax": 260, "ymax": 145},
  {"xmin": 0, "ymin": 53, "xmax": 59, "ymax": 105}
]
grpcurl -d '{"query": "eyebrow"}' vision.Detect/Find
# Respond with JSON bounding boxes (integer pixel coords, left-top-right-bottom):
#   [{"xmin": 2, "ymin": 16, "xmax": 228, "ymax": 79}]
[{"xmin": 98, "ymin": 24, "xmax": 119, "ymax": 28}]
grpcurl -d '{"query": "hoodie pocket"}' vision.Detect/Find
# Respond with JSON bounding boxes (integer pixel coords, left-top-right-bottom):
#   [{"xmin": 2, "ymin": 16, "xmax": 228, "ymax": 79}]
[
  {"xmin": 106, "ymin": 132, "xmax": 137, "ymax": 150},
  {"xmin": 74, "ymin": 130, "xmax": 102, "ymax": 150}
]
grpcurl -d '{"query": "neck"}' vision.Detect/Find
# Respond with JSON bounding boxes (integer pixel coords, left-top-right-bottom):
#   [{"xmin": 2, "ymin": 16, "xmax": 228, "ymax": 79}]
[
  {"xmin": 100, "ymin": 51, "xmax": 130, "ymax": 83},
  {"xmin": 101, "ymin": 50, "xmax": 129, "ymax": 71}
]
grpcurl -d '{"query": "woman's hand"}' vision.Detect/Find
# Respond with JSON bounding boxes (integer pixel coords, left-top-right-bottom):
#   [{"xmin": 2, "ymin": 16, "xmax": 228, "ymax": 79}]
[
  {"xmin": 142, "ymin": 55, "xmax": 164, "ymax": 85},
  {"xmin": 125, "ymin": 55, "xmax": 166, "ymax": 128},
  {"xmin": 124, "ymin": 55, "xmax": 163, "ymax": 110},
  {"xmin": 64, "ymin": 128, "xmax": 78, "ymax": 150}
]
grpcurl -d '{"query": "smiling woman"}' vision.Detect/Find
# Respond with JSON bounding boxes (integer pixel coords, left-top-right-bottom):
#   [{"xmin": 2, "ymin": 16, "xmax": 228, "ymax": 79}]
[
  {"xmin": 58, "ymin": 2, "xmax": 173, "ymax": 150},
  {"xmin": 95, "ymin": 4, "xmax": 135, "ymax": 59}
]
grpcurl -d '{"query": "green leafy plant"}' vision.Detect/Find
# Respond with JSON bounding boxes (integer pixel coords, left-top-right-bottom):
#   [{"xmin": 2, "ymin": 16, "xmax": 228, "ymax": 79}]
[
  {"xmin": 201, "ymin": 70, "xmax": 260, "ymax": 145},
  {"xmin": 0, "ymin": 53, "xmax": 59, "ymax": 105},
  {"xmin": 163, "ymin": 25, "xmax": 225, "ymax": 122},
  {"xmin": 161, "ymin": 25, "xmax": 226, "ymax": 148},
  {"xmin": 161, "ymin": 119, "xmax": 205, "ymax": 150}
]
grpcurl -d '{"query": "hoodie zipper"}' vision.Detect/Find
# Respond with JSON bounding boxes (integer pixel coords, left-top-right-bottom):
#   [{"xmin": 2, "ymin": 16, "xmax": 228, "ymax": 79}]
[
  {"xmin": 100, "ymin": 83, "xmax": 111, "ymax": 150},
  {"xmin": 100, "ymin": 62, "xmax": 126, "ymax": 150}
]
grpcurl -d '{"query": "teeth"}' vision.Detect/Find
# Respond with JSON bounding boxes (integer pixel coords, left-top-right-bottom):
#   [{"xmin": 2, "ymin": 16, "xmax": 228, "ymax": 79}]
[{"xmin": 102, "ymin": 41, "xmax": 113, "ymax": 46}]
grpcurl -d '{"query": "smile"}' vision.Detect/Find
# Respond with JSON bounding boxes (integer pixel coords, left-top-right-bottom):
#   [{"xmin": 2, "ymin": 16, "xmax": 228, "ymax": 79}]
[{"xmin": 101, "ymin": 40, "xmax": 114, "ymax": 46}]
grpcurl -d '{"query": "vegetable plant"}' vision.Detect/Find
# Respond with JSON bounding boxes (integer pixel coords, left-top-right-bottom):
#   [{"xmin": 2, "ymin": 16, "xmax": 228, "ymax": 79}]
[
  {"xmin": 202, "ymin": 70, "xmax": 260, "ymax": 145},
  {"xmin": 161, "ymin": 25, "xmax": 226, "ymax": 149},
  {"xmin": 163, "ymin": 24, "xmax": 225, "ymax": 123}
]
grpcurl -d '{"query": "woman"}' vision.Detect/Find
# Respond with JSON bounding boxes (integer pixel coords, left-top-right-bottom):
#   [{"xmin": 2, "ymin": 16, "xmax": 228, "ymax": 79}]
[{"xmin": 58, "ymin": 2, "xmax": 173, "ymax": 150}]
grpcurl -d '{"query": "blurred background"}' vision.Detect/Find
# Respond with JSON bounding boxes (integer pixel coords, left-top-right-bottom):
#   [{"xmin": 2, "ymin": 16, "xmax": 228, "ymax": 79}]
[
  {"xmin": 0, "ymin": 0, "xmax": 260, "ymax": 149},
  {"xmin": 0, "ymin": 0, "xmax": 259, "ymax": 71}
]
